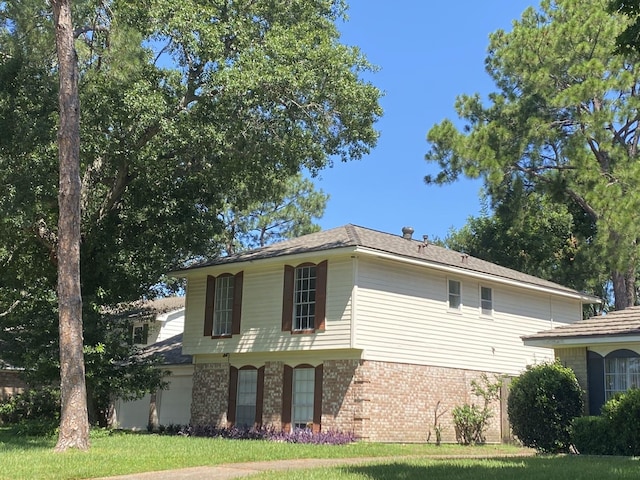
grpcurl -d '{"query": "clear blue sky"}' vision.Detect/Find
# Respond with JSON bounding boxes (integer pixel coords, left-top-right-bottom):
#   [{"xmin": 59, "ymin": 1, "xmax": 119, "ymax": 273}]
[{"xmin": 314, "ymin": 1, "xmax": 535, "ymax": 240}]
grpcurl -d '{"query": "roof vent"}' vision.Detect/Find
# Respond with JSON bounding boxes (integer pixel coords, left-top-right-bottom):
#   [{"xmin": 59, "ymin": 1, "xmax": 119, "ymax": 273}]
[{"xmin": 401, "ymin": 226, "xmax": 414, "ymax": 240}]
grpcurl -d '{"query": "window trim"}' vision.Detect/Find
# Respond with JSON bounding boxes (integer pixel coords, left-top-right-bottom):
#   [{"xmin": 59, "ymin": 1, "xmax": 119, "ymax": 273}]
[{"xmin": 448, "ymin": 278, "xmax": 462, "ymax": 311}]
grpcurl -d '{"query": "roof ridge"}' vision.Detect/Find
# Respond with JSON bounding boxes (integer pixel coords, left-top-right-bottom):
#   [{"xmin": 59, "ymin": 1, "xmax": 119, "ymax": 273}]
[{"xmin": 344, "ymin": 224, "xmax": 362, "ymax": 245}]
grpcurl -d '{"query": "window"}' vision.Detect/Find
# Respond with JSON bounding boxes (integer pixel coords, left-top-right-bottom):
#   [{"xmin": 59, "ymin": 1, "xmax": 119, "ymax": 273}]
[
  {"xmin": 132, "ymin": 323, "xmax": 149, "ymax": 344},
  {"xmin": 282, "ymin": 364, "xmax": 323, "ymax": 432},
  {"xmin": 480, "ymin": 286, "xmax": 493, "ymax": 315},
  {"xmin": 203, "ymin": 272, "xmax": 243, "ymax": 338},
  {"xmin": 448, "ymin": 279, "xmax": 461, "ymax": 310},
  {"xmin": 282, "ymin": 261, "xmax": 327, "ymax": 333},
  {"xmin": 605, "ymin": 356, "xmax": 640, "ymax": 400},
  {"xmin": 292, "ymin": 367, "xmax": 315, "ymax": 429},
  {"xmin": 214, "ymin": 275, "xmax": 234, "ymax": 336},
  {"xmin": 294, "ymin": 265, "xmax": 316, "ymax": 331},
  {"xmin": 236, "ymin": 369, "xmax": 258, "ymax": 427}
]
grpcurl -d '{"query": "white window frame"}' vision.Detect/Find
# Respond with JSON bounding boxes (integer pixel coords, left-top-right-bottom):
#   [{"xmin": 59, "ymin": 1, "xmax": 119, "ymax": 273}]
[
  {"xmin": 480, "ymin": 286, "xmax": 493, "ymax": 316},
  {"xmin": 605, "ymin": 356, "xmax": 640, "ymax": 400},
  {"xmin": 292, "ymin": 367, "xmax": 315, "ymax": 429},
  {"xmin": 214, "ymin": 275, "xmax": 234, "ymax": 336},
  {"xmin": 448, "ymin": 279, "xmax": 461, "ymax": 310},
  {"xmin": 294, "ymin": 266, "xmax": 316, "ymax": 331},
  {"xmin": 236, "ymin": 369, "xmax": 258, "ymax": 427}
]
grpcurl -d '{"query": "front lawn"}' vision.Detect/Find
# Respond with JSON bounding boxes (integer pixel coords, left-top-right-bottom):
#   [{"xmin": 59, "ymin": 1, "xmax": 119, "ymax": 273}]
[
  {"xmin": 0, "ymin": 427, "xmax": 524, "ymax": 480},
  {"xmin": 1, "ymin": 427, "xmax": 636, "ymax": 480}
]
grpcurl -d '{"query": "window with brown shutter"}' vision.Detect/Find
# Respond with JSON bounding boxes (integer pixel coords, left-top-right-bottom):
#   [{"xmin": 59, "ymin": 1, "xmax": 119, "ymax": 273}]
[
  {"xmin": 203, "ymin": 271, "xmax": 243, "ymax": 338},
  {"xmin": 281, "ymin": 261, "xmax": 327, "ymax": 334}
]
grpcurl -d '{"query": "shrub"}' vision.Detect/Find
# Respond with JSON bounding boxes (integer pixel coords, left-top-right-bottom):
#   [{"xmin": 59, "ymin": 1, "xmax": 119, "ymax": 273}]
[
  {"xmin": 0, "ymin": 387, "xmax": 60, "ymax": 424},
  {"xmin": 452, "ymin": 373, "xmax": 502, "ymax": 445},
  {"xmin": 507, "ymin": 361, "xmax": 583, "ymax": 453},
  {"xmin": 571, "ymin": 416, "xmax": 616, "ymax": 455},
  {"xmin": 601, "ymin": 388, "xmax": 640, "ymax": 456}
]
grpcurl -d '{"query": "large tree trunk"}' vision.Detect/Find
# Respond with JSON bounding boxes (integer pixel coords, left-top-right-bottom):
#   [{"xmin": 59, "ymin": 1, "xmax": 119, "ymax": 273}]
[
  {"xmin": 612, "ymin": 267, "xmax": 636, "ymax": 311},
  {"xmin": 52, "ymin": 0, "xmax": 90, "ymax": 452}
]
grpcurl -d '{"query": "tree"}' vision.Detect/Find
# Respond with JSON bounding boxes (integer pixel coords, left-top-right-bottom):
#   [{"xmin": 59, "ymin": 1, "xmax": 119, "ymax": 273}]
[
  {"xmin": 444, "ymin": 187, "xmax": 609, "ymax": 310},
  {"xmin": 218, "ymin": 174, "xmax": 329, "ymax": 254},
  {"xmin": 0, "ymin": 0, "xmax": 381, "ymax": 436},
  {"xmin": 425, "ymin": 0, "xmax": 640, "ymax": 309},
  {"xmin": 51, "ymin": 0, "xmax": 90, "ymax": 452},
  {"xmin": 610, "ymin": 0, "xmax": 640, "ymax": 53}
]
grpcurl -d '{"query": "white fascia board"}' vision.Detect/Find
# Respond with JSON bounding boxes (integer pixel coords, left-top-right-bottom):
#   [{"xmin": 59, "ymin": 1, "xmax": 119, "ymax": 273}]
[
  {"xmin": 353, "ymin": 246, "xmax": 599, "ymax": 304},
  {"xmin": 523, "ymin": 335, "xmax": 640, "ymax": 349}
]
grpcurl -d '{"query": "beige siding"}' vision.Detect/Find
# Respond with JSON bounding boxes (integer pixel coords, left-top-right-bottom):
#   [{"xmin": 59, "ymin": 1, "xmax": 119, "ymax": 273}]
[
  {"xmin": 182, "ymin": 257, "xmax": 353, "ymax": 355},
  {"xmin": 354, "ymin": 257, "xmax": 581, "ymax": 375}
]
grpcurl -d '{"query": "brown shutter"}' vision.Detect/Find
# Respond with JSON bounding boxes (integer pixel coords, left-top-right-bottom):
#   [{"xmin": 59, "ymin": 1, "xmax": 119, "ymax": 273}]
[
  {"xmin": 255, "ymin": 366, "xmax": 265, "ymax": 427},
  {"xmin": 314, "ymin": 260, "xmax": 328, "ymax": 331},
  {"xmin": 282, "ymin": 365, "xmax": 293, "ymax": 431},
  {"xmin": 227, "ymin": 366, "xmax": 238, "ymax": 427},
  {"xmin": 204, "ymin": 275, "xmax": 216, "ymax": 337},
  {"xmin": 282, "ymin": 265, "xmax": 294, "ymax": 332},
  {"xmin": 232, "ymin": 271, "xmax": 243, "ymax": 335},
  {"xmin": 313, "ymin": 364, "xmax": 323, "ymax": 433}
]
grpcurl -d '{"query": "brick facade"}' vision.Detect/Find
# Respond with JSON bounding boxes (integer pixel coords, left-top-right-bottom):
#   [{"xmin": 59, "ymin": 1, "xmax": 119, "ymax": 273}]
[
  {"xmin": 555, "ymin": 346, "xmax": 589, "ymax": 414},
  {"xmin": 0, "ymin": 370, "xmax": 27, "ymax": 401},
  {"xmin": 191, "ymin": 358, "xmax": 505, "ymax": 443}
]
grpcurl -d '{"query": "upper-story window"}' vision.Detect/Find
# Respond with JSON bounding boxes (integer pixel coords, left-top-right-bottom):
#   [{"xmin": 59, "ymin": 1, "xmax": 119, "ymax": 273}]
[
  {"xmin": 204, "ymin": 272, "xmax": 243, "ymax": 338},
  {"xmin": 282, "ymin": 261, "xmax": 327, "ymax": 333},
  {"xmin": 294, "ymin": 265, "xmax": 316, "ymax": 331},
  {"xmin": 480, "ymin": 286, "xmax": 493, "ymax": 316},
  {"xmin": 214, "ymin": 275, "xmax": 234, "ymax": 336},
  {"xmin": 132, "ymin": 323, "xmax": 149, "ymax": 345},
  {"xmin": 448, "ymin": 279, "xmax": 461, "ymax": 310}
]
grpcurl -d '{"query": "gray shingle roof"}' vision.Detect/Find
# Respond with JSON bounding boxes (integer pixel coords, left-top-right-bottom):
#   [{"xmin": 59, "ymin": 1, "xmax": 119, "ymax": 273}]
[
  {"xmin": 523, "ymin": 306, "xmax": 640, "ymax": 341},
  {"xmin": 139, "ymin": 333, "xmax": 191, "ymax": 365},
  {"xmin": 177, "ymin": 224, "xmax": 595, "ymax": 300}
]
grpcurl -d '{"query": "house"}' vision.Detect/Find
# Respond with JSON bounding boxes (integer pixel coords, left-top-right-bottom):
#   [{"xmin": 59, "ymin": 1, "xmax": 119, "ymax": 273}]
[
  {"xmin": 523, "ymin": 306, "xmax": 640, "ymax": 416},
  {"xmin": 112, "ymin": 298, "xmax": 193, "ymax": 429},
  {"xmin": 0, "ymin": 360, "xmax": 27, "ymax": 402},
  {"xmin": 174, "ymin": 224, "xmax": 599, "ymax": 442}
]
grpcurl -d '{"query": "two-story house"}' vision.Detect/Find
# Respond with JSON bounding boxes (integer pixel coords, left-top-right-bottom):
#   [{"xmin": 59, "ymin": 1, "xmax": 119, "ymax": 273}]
[{"xmin": 175, "ymin": 224, "xmax": 598, "ymax": 442}]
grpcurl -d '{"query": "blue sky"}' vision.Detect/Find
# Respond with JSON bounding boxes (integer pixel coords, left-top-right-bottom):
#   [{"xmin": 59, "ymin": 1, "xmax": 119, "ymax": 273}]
[{"xmin": 313, "ymin": 1, "xmax": 535, "ymax": 240}]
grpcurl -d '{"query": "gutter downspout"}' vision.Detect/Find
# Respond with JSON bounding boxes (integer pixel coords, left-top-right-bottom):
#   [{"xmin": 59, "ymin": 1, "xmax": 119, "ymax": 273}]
[{"xmin": 351, "ymin": 255, "xmax": 358, "ymax": 349}]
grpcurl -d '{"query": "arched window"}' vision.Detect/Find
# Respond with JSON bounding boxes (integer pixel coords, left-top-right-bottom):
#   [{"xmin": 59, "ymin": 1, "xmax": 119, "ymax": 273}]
[{"xmin": 605, "ymin": 349, "xmax": 640, "ymax": 400}]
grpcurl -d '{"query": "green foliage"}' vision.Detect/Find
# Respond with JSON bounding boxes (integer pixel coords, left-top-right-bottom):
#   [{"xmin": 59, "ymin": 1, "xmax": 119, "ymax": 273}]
[
  {"xmin": 425, "ymin": 0, "xmax": 640, "ymax": 308},
  {"xmin": 452, "ymin": 374, "xmax": 502, "ymax": 445},
  {"xmin": 0, "ymin": 387, "xmax": 60, "ymax": 436},
  {"xmin": 0, "ymin": 0, "xmax": 381, "ymax": 426},
  {"xmin": 571, "ymin": 416, "xmax": 617, "ymax": 455},
  {"xmin": 507, "ymin": 362, "xmax": 584, "ymax": 453},
  {"xmin": 601, "ymin": 388, "xmax": 640, "ymax": 455}
]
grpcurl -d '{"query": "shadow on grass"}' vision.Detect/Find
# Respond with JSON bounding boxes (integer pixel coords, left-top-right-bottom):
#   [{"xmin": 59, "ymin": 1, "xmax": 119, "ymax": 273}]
[
  {"xmin": 341, "ymin": 456, "xmax": 640, "ymax": 480},
  {"xmin": 0, "ymin": 427, "xmax": 56, "ymax": 451}
]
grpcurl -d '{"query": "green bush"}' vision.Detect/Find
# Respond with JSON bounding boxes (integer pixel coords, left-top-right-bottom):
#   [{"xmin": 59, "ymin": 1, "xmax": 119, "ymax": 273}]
[
  {"xmin": 507, "ymin": 361, "xmax": 583, "ymax": 453},
  {"xmin": 601, "ymin": 388, "xmax": 640, "ymax": 456},
  {"xmin": 571, "ymin": 416, "xmax": 616, "ymax": 455},
  {"xmin": 0, "ymin": 387, "xmax": 60, "ymax": 425},
  {"xmin": 452, "ymin": 404, "xmax": 487, "ymax": 445}
]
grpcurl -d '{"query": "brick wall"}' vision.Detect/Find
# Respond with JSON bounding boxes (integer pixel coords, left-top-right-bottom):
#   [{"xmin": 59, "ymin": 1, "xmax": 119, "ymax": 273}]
[
  {"xmin": 191, "ymin": 358, "xmax": 504, "ymax": 443},
  {"xmin": 0, "ymin": 370, "xmax": 27, "ymax": 401},
  {"xmin": 555, "ymin": 347, "xmax": 589, "ymax": 414},
  {"xmin": 190, "ymin": 363, "xmax": 229, "ymax": 426}
]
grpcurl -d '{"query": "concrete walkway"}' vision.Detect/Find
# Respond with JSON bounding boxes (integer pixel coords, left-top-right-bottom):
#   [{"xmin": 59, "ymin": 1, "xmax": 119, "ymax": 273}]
[{"xmin": 95, "ymin": 452, "xmax": 535, "ymax": 480}]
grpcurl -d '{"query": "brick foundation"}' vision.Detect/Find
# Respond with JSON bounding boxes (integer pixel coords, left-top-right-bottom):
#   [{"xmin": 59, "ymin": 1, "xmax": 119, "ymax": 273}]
[{"xmin": 190, "ymin": 358, "xmax": 504, "ymax": 443}]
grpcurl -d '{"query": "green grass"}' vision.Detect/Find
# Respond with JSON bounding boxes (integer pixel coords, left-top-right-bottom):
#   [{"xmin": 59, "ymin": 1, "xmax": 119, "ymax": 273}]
[
  {"xmin": 0, "ymin": 427, "xmax": 636, "ymax": 480},
  {"xmin": 249, "ymin": 456, "xmax": 640, "ymax": 480}
]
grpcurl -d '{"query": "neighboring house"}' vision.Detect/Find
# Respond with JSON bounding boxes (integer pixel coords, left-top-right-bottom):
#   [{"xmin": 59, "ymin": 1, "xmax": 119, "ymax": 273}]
[
  {"xmin": 113, "ymin": 298, "xmax": 193, "ymax": 430},
  {"xmin": 0, "ymin": 359, "xmax": 27, "ymax": 402},
  {"xmin": 174, "ymin": 224, "xmax": 598, "ymax": 442},
  {"xmin": 523, "ymin": 306, "xmax": 640, "ymax": 416}
]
